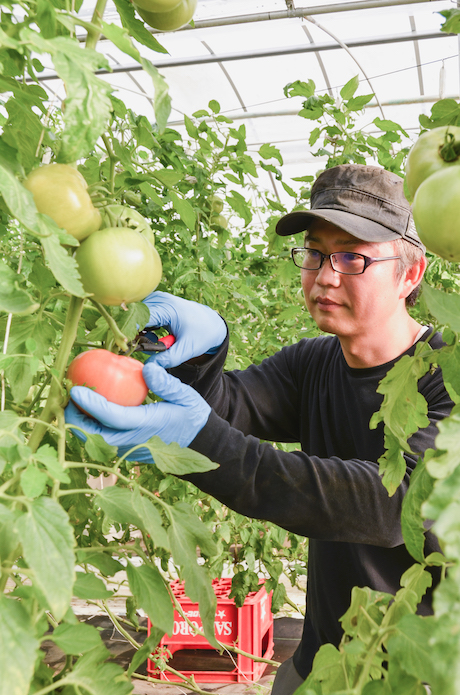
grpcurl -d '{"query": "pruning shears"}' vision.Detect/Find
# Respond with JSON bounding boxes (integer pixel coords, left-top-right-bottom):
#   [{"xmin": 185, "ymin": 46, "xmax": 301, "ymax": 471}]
[{"xmin": 131, "ymin": 329, "xmax": 176, "ymax": 353}]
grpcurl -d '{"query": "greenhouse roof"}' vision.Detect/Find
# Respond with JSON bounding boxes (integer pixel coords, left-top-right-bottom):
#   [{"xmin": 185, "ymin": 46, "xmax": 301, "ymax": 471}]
[{"xmin": 38, "ymin": 0, "xmax": 460, "ymax": 201}]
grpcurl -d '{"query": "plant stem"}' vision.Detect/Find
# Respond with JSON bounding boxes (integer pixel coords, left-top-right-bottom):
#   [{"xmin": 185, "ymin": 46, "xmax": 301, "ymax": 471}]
[
  {"xmin": 85, "ymin": 0, "xmax": 108, "ymax": 50},
  {"xmin": 89, "ymin": 299, "xmax": 129, "ymax": 352},
  {"xmin": 28, "ymin": 296, "xmax": 84, "ymax": 453}
]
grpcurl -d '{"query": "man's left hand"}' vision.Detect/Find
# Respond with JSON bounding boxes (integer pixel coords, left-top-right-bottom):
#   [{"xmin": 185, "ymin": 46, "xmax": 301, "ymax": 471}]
[{"xmin": 64, "ymin": 362, "xmax": 211, "ymax": 463}]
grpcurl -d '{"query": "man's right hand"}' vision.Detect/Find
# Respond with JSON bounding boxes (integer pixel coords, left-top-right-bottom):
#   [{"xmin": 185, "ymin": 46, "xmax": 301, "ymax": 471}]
[{"xmin": 141, "ymin": 291, "xmax": 227, "ymax": 368}]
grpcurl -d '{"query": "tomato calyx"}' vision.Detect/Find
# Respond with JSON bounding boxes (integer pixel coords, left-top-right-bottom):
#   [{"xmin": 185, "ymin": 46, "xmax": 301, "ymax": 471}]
[{"xmin": 439, "ymin": 132, "xmax": 460, "ymax": 163}]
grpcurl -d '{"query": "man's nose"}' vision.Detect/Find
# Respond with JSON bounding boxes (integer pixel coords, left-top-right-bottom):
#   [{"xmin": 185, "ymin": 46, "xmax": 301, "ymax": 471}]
[{"xmin": 315, "ymin": 256, "xmax": 341, "ymax": 284}]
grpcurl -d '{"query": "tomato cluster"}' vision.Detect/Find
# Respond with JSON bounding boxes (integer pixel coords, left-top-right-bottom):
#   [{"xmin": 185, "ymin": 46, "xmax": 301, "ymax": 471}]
[
  {"xmin": 23, "ymin": 162, "xmax": 165, "ymax": 407},
  {"xmin": 405, "ymin": 126, "xmax": 460, "ymax": 261},
  {"xmin": 132, "ymin": 0, "xmax": 197, "ymax": 32}
]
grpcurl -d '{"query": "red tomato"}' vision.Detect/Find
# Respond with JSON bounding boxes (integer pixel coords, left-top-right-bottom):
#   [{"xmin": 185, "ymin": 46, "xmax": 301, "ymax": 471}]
[{"xmin": 67, "ymin": 350, "xmax": 148, "ymax": 407}]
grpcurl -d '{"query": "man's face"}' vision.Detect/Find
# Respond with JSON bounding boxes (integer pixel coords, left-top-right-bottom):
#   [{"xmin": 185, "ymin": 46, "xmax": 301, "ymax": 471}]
[{"xmin": 300, "ymin": 220, "xmax": 406, "ymax": 340}]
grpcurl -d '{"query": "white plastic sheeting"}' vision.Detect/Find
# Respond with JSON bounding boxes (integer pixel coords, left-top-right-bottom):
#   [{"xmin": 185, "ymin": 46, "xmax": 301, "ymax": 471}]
[{"xmin": 39, "ymin": 0, "xmax": 460, "ymax": 199}]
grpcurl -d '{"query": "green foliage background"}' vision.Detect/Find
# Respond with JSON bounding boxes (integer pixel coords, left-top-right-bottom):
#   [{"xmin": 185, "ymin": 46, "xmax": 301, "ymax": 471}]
[{"xmin": 1, "ymin": 2, "xmax": 460, "ymax": 694}]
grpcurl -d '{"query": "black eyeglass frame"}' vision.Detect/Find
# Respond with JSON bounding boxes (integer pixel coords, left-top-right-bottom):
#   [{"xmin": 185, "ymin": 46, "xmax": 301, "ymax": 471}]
[{"xmin": 290, "ymin": 248, "xmax": 401, "ymax": 275}]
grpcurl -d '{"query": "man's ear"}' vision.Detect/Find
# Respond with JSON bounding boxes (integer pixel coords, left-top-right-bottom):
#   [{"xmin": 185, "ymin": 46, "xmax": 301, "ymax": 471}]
[{"xmin": 401, "ymin": 255, "xmax": 427, "ymax": 300}]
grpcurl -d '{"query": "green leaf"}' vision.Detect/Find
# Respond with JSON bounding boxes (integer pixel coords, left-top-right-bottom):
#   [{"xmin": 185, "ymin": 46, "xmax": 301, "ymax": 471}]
[
  {"xmin": 422, "ymin": 281, "xmax": 460, "ymax": 331},
  {"xmin": 401, "ymin": 458, "xmax": 435, "ymax": 562},
  {"xmin": 127, "ymin": 631, "xmax": 164, "ymax": 676},
  {"xmin": 126, "ymin": 563, "xmax": 173, "ymax": 634},
  {"xmin": 0, "ymin": 503, "xmax": 21, "ymax": 562},
  {"xmin": 77, "ymin": 550, "xmax": 124, "ymax": 577},
  {"xmin": 112, "ymin": 0, "xmax": 168, "ymax": 54},
  {"xmin": 386, "ymin": 614, "xmax": 444, "ymax": 689},
  {"xmin": 167, "ymin": 502, "xmax": 218, "ymax": 647},
  {"xmin": 168, "ymin": 190, "xmax": 196, "ymax": 230},
  {"xmin": 73, "ymin": 572, "xmax": 114, "ymax": 599},
  {"xmin": 0, "ymin": 594, "xmax": 40, "ymax": 695},
  {"xmin": 374, "ymin": 117, "xmax": 407, "ymax": 134},
  {"xmin": 340, "ymin": 75, "xmax": 359, "ymax": 100},
  {"xmin": 52, "ymin": 622, "xmax": 103, "ymax": 655},
  {"xmin": 426, "ymin": 411, "xmax": 460, "ymax": 480},
  {"xmin": 440, "ymin": 8, "xmax": 460, "ymax": 34},
  {"xmin": 151, "ymin": 169, "xmax": 183, "ymax": 187},
  {"xmin": 259, "ymin": 143, "xmax": 283, "ymax": 165},
  {"xmin": 226, "ymin": 190, "xmax": 252, "ymax": 226},
  {"xmin": 21, "ymin": 464, "xmax": 48, "ymax": 498},
  {"xmin": 347, "ymin": 94, "xmax": 374, "ymax": 111},
  {"xmin": 0, "ymin": 260, "xmax": 39, "ymax": 315},
  {"xmin": 62, "ymin": 644, "xmax": 133, "ymax": 695},
  {"xmin": 283, "ymin": 79, "xmax": 316, "ymax": 99},
  {"xmin": 139, "ymin": 435, "xmax": 219, "ymax": 475},
  {"xmin": 41, "ymin": 230, "xmax": 86, "ymax": 297},
  {"xmin": 133, "ymin": 488, "xmax": 169, "ymax": 550},
  {"xmin": 140, "ymin": 59, "xmax": 171, "ymax": 132},
  {"xmin": 84, "ymin": 432, "xmax": 118, "ymax": 464},
  {"xmin": 16, "ymin": 497, "xmax": 75, "ymax": 620},
  {"xmin": 34, "ymin": 444, "xmax": 71, "ymax": 484}
]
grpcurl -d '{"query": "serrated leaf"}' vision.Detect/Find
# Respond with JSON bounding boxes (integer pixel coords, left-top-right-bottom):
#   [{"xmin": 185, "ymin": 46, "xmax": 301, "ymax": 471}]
[
  {"xmin": 126, "ymin": 563, "xmax": 173, "ymax": 634},
  {"xmin": 34, "ymin": 444, "xmax": 71, "ymax": 483},
  {"xmin": 133, "ymin": 488, "xmax": 169, "ymax": 550},
  {"xmin": 426, "ymin": 411, "xmax": 460, "ymax": 479},
  {"xmin": 0, "ymin": 595, "xmax": 40, "ymax": 695},
  {"xmin": 259, "ymin": 143, "xmax": 283, "ymax": 165},
  {"xmin": 140, "ymin": 435, "xmax": 218, "ymax": 475},
  {"xmin": 62, "ymin": 644, "xmax": 133, "ymax": 695},
  {"xmin": 112, "ymin": 0, "xmax": 168, "ymax": 54},
  {"xmin": 167, "ymin": 502, "xmax": 217, "ymax": 647},
  {"xmin": 41, "ymin": 230, "xmax": 86, "ymax": 297},
  {"xmin": 401, "ymin": 458, "xmax": 435, "ymax": 562},
  {"xmin": 0, "ymin": 260, "xmax": 39, "ymax": 315},
  {"xmin": 422, "ymin": 282, "xmax": 460, "ymax": 332},
  {"xmin": 52, "ymin": 622, "xmax": 103, "ymax": 655},
  {"xmin": 78, "ymin": 550, "xmax": 124, "ymax": 577},
  {"xmin": 84, "ymin": 433, "xmax": 118, "ymax": 464},
  {"xmin": 16, "ymin": 497, "xmax": 75, "ymax": 620},
  {"xmin": 169, "ymin": 190, "xmax": 196, "ymax": 230},
  {"xmin": 20, "ymin": 464, "xmax": 48, "ymax": 498},
  {"xmin": 73, "ymin": 572, "xmax": 114, "ymax": 599}
]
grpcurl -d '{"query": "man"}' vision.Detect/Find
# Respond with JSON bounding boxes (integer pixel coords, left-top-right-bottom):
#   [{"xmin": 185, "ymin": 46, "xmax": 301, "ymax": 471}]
[{"xmin": 65, "ymin": 164, "xmax": 453, "ymax": 693}]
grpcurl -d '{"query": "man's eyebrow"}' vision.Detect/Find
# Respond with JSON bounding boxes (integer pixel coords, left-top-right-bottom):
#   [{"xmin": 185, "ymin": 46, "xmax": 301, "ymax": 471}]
[{"xmin": 306, "ymin": 233, "xmax": 359, "ymax": 247}]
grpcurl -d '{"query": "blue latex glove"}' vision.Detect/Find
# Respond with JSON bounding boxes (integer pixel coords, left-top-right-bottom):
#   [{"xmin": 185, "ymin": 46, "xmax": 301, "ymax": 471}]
[
  {"xmin": 141, "ymin": 291, "xmax": 227, "ymax": 368},
  {"xmin": 64, "ymin": 362, "xmax": 211, "ymax": 462}
]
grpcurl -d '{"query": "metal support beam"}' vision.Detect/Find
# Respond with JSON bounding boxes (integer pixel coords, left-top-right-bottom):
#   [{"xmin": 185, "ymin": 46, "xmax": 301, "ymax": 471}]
[
  {"xmin": 167, "ymin": 0, "xmax": 444, "ymax": 31},
  {"xmin": 34, "ymin": 29, "xmax": 453, "ymax": 81}
]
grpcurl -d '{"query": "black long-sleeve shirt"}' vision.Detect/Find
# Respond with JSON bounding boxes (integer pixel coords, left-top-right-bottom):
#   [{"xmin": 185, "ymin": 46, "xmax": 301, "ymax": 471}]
[{"xmin": 171, "ymin": 327, "xmax": 452, "ymax": 678}]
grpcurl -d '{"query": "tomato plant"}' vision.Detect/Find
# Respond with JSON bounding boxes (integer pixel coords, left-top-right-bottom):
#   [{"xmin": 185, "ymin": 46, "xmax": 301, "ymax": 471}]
[
  {"xmin": 67, "ymin": 349, "xmax": 148, "ymax": 406},
  {"xmin": 134, "ymin": 0, "xmax": 197, "ymax": 31},
  {"xmin": 75, "ymin": 226, "xmax": 163, "ymax": 306},
  {"xmin": 24, "ymin": 163, "xmax": 102, "ymax": 241},
  {"xmin": 412, "ymin": 166, "xmax": 460, "ymax": 261},
  {"xmin": 404, "ymin": 125, "xmax": 460, "ymax": 200}
]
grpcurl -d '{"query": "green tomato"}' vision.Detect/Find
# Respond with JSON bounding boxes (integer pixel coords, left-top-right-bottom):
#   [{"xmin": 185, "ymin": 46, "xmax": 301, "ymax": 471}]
[
  {"xmin": 75, "ymin": 227, "xmax": 163, "ymax": 306},
  {"xmin": 211, "ymin": 214, "xmax": 228, "ymax": 230},
  {"xmin": 405, "ymin": 126, "xmax": 460, "ymax": 201},
  {"xmin": 134, "ymin": 0, "xmax": 197, "ymax": 31},
  {"xmin": 132, "ymin": 0, "xmax": 181, "ymax": 13},
  {"xmin": 100, "ymin": 204, "xmax": 156, "ymax": 246},
  {"xmin": 412, "ymin": 167, "xmax": 460, "ymax": 261},
  {"xmin": 24, "ymin": 163, "xmax": 101, "ymax": 241},
  {"xmin": 210, "ymin": 195, "xmax": 224, "ymax": 214}
]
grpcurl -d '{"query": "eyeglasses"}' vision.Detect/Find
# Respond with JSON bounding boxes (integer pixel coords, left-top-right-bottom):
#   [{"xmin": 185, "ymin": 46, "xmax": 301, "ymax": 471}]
[{"xmin": 291, "ymin": 248, "xmax": 401, "ymax": 275}]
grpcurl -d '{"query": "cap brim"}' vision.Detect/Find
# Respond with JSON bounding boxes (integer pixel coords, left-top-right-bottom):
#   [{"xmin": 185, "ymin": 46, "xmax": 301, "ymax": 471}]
[{"xmin": 275, "ymin": 208, "xmax": 401, "ymax": 243}]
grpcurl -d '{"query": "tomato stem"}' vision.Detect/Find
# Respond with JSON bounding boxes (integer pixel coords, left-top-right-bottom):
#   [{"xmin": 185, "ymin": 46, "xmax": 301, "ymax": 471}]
[
  {"xmin": 89, "ymin": 298, "xmax": 130, "ymax": 352},
  {"xmin": 28, "ymin": 295, "xmax": 84, "ymax": 453},
  {"xmin": 85, "ymin": 0, "xmax": 108, "ymax": 50}
]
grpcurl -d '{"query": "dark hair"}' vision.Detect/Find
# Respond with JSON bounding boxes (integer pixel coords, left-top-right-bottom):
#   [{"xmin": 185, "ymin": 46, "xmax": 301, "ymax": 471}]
[{"xmin": 393, "ymin": 238, "xmax": 425, "ymax": 307}]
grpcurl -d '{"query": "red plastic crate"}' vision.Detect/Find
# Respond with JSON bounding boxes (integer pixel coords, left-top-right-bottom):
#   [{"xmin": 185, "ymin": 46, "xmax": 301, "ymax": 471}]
[{"xmin": 147, "ymin": 577, "xmax": 274, "ymax": 683}]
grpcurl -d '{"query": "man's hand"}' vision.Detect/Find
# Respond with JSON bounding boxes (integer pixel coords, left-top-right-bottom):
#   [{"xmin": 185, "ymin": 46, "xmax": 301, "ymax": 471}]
[
  {"xmin": 64, "ymin": 362, "xmax": 211, "ymax": 463},
  {"xmin": 141, "ymin": 291, "xmax": 227, "ymax": 368}
]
